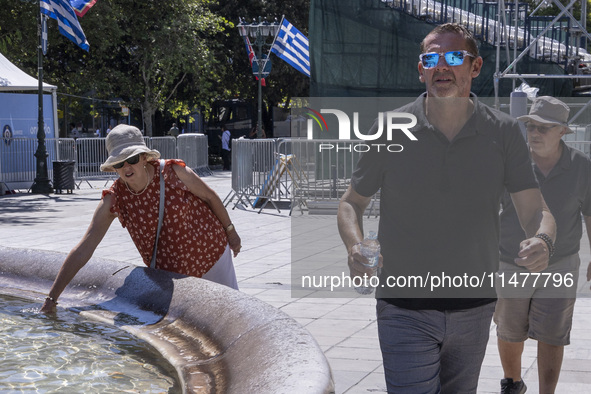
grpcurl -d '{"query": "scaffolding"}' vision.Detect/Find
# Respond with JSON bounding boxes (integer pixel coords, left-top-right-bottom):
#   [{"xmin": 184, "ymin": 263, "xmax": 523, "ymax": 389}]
[
  {"xmin": 381, "ymin": 0, "xmax": 590, "ymax": 111},
  {"xmin": 492, "ymin": 0, "xmax": 590, "ymax": 119}
]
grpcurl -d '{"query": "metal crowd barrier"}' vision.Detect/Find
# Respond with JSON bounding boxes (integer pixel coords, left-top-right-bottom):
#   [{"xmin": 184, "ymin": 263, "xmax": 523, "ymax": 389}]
[
  {"xmin": 76, "ymin": 138, "xmax": 109, "ymax": 181},
  {"xmin": 148, "ymin": 136, "xmax": 177, "ymax": 161},
  {"xmin": 177, "ymin": 134, "xmax": 211, "ymax": 176},
  {"xmin": 1, "ymin": 138, "xmax": 54, "ymax": 189},
  {"xmin": 219, "ymin": 138, "xmax": 591, "ymax": 216},
  {"xmin": 225, "ymin": 139, "xmax": 279, "ymax": 211},
  {"xmin": 0, "ymin": 134, "xmax": 211, "ymax": 191},
  {"xmin": 224, "ymin": 138, "xmax": 369, "ymax": 215},
  {"xmin": 565, "ymin": 141, "xmax": 591, "ymax": 157},
  {"xmin": 279, "ymin": 138, "xmax": 362, "ymax": 203}
]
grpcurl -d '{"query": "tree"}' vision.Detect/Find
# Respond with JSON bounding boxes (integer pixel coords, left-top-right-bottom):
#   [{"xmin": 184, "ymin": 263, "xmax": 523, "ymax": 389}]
[
  {"xmin": 0, "ymin": 0, "xmax": 310, "ymax": 136},
  {"xmin": 81, "ymin": 0, "xmax": 229, "ymax": 135},
  {"xmin": 1, "ymin": 0, "xmax": 229, "ymax": 136},
  {"xmin": 210, "ymin": 0, "xmax": 310, "ymax": 128}
]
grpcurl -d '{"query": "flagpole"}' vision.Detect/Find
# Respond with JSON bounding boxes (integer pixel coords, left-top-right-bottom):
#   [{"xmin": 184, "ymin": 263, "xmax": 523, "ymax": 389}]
[
  {"xmin": 268, "ymin": 15, "xmax": 285, "ymax": 53},
  {"xmin": 238, "ymin": 16, "xmax": 281, "ymax": 138},
  {"xmin": 32, "ymin": 4, "xmax": 52, "ymax": 194},
  {"xmin": 256, "ymin": 18, "xmax": 264, "ymax": 139}
]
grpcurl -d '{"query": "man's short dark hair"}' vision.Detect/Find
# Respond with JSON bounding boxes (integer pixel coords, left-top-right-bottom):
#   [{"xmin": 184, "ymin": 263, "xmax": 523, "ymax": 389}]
[{"xmin": 420, "ymin": 23, "xmax": 479, "ymax": 58}]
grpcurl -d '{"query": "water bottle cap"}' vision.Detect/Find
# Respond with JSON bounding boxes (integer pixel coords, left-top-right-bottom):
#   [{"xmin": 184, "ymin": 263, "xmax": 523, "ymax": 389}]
[{"xmin": 367, "ymin": 231, "xmax": 377, "ymax": 239}]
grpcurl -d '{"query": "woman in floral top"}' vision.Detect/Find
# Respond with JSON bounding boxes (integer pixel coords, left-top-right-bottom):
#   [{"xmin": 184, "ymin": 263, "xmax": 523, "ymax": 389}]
[{"xmin": 41, "ymin": 125, "xmax": 241, "ymax": 313}]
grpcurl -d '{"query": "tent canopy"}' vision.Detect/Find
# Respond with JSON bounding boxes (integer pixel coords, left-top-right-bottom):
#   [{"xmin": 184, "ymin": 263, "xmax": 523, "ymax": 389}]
[{"xmin": 0, "ymin": 52, "xmax": 57, "ymax": 92}]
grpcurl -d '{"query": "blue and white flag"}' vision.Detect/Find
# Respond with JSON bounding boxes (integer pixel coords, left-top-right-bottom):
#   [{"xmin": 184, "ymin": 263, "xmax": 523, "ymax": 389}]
[
  {"xmin": 40, "ymin": 0, "xmax": 89, "ymax": 51},
  {"xmin": 271, "ymin": 18, "xmax": 310, "ymax": 77}
]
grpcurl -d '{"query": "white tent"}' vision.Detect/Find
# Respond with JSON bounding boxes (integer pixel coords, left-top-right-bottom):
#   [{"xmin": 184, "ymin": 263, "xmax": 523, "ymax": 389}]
[
  {"xmin": 0, "ymin": 52, "xmax": 59, "ymax": 192},
  {"xmin": 0, "ymin": 52, "xmax": 57, "ymax": 92},
  {"xmin": 0, "ymin": 51, "xmax": 58, "ymax": 133}
]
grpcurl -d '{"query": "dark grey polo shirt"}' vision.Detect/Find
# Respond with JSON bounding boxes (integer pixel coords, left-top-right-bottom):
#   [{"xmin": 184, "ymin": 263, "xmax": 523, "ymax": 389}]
[
  {"xmin": 351, "ymin": 94, "xmax": 538, "ymax": 310},
  {"xmin": 500, "ymin": 141, "xmax": 591, "ymax": 264}
]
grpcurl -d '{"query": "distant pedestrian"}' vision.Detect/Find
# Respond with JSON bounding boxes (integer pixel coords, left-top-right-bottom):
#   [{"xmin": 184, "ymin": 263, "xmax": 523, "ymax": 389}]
[
  {"xmin": 249, "ymin": 123, "xmax": 266, "ymax": 139},
  {"xmin": 220, "ymin": 125, "xmax": 231, "ymax": 171},
  {"xmin": 168, "ymin": 123, "xmax": 180, "ymax": 137},
  {"xmin": 70, "ymin": 123, "xmax": 80, "ymax": 139}
]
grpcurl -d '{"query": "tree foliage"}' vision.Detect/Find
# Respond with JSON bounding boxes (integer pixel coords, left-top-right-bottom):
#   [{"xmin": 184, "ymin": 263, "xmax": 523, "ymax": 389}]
[
  {"xmin": 210, "ymin": 0, "xmax": 310, "ymax": 113},
  {"xmin": 0, "ymin": 0, "xmax": 310, "ymax": 136}
]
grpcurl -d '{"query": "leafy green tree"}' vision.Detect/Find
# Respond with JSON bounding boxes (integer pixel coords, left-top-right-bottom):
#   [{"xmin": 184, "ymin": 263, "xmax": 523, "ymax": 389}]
[
  {"xmin": 1, "ymin": 0, "xmax": 229, "ymax": 136},
  {"xmin": 210, "ymin": 0, "xmax": 310, "ymax": 130},
  {"xmin": 82, "ymin": 0, "xmax": 229, "ymax": 135},
  {"xmin": 0, "ymin": 0, "xmax": 309, "ymax": 135}
]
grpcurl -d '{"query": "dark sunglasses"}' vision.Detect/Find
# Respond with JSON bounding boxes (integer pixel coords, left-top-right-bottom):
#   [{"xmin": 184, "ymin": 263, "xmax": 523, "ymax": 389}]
[
  {"xmin": 419, "ymin": 50, "xmax": 475, "ymax": 69},
  {"xmin": 113, "ymin": 154, "xmax": 141, "ymax": 169},
  {"xmin": 525, "ymin": 123, "xmax": 558, "ymax": 134}
]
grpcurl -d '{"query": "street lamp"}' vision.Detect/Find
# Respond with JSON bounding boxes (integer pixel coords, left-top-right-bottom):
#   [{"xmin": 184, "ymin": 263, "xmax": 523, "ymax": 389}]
[
  {"xmin": 31, "ymin": 3, "xmax": 52, "ymax": 194},
  {"xmin": 237, "ymin": 17, "xmax": 280, "ymax": 138}
]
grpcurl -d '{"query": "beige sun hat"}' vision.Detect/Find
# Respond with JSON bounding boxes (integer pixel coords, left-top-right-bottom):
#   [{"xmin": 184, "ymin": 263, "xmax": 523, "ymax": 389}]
[
  {"xmin": 516, "ymin": 96, "xmax": 573, "ymax": 134},
  {"xmin": 100, "ymin": 125, "xmax": 160, "ymax": 172}
]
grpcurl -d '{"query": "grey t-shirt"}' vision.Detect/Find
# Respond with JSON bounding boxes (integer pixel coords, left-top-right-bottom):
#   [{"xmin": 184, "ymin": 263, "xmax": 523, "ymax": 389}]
[
  {"xmin": 500, "ymin": 141, "xmax": 591, "ymax": 264},
  {"xmin": 351, "ymin": 94, "xmax": 538, "ymax": 310}
]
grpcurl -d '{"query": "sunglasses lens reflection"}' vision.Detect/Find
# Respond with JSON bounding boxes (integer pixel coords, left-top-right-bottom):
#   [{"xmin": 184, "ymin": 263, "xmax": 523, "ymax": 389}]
[
  {"xmin": 127, "ymin": 155, "xmax": 140, "ymax": 165},
  {"xmin": 421, "ymin": 53, "xmax": 439, "ymax": 68},
  {"xmin": 525, "ymin": 124, "xmax": 554, "ymax": 134},
  {"xmin": 421, "ymin": 51, "xmax": 467, "ymax": 69},
  {"xmin": 445, "ymin": 51, "xmax": 464, "ymax": 66},
  {"xmin": 113, "ymin": 154, "xmax": 140, "ymax": 169}
]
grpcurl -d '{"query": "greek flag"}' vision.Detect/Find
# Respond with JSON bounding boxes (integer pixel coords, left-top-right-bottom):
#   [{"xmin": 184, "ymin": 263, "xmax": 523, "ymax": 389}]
[
  {"xmin": 40, "ymin": 0, "xmax": 89, "ymax": 51},
  {"xmin": 271, "ymin": 19, "xmax": 310, "ymax": 77}
]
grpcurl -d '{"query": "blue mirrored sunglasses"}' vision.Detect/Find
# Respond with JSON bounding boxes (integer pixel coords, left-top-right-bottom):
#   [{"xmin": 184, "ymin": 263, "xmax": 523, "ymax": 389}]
[{"xmin": 419, "ymin": 50, "xmax": 475, "ymax": 69}]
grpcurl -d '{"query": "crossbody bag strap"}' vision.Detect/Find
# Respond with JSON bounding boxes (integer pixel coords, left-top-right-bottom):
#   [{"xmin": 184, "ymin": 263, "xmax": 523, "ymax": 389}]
[{"xmin": 150, "ymin": 159, "xmax": 166, "ymax": 269}]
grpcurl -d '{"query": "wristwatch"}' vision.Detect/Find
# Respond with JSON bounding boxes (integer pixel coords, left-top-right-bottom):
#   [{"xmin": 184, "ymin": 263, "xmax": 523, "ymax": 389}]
[{"xmin": 225, "ymin": 223, "xmax": 235, "ymax": 233}]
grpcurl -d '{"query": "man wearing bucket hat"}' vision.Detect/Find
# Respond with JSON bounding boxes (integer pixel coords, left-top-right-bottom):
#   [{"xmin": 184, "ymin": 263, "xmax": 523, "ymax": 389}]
[
  {"xmin": 41, "ymin": 124, "xmax": 241, "ymax": 313},
  {"xmin": 494, "ymin": 96, "xmax": 591, "ymax": 394}
]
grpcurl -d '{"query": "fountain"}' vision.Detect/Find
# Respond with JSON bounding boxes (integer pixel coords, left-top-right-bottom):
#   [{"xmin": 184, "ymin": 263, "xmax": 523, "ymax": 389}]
[{"xmin": 0, "ymin": 246, "xmax": 334, "ymax": 393}]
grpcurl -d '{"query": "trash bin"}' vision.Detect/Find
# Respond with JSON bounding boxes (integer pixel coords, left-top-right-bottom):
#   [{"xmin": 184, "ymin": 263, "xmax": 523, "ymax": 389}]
[{"xmin": 53, "ymin": 160, "xmax": 76, "ymax": 194}]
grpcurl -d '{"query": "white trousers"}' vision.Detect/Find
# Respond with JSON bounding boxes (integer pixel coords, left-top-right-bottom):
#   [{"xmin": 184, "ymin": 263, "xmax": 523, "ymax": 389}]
[{"xmin": 202, "ymin": 244, "xmax": 238, "ymax": 290}]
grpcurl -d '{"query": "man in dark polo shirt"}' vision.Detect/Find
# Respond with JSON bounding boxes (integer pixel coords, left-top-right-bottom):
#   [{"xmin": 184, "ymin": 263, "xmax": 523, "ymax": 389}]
[
  {"xmin": 337, "ymin": 23, "xmax": 556, "ymax": 393},
  {"xmin": 494, "ymin": 96, "xmax": 591, "ymax": 394}
]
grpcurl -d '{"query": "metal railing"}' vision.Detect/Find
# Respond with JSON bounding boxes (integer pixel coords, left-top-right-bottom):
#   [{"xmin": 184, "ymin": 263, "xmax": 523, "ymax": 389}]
[
  {"xmin": 76, "ymin": 138, "xmax": 109, "ymax": 179},
  {"xmin": 565, "ymin": 140, "xmax": 591, "ymax": 156},
  {"xmin": 224, "ymin": 138, "xmax": 367, "ymax": 214},
  {"xmin": 148, "ymin": 136, "xmax": 177, "ymax": 161},
  {"xmin": 0, "ymin": 134, "xmax": 210, "ymax": 190},
  {"xmin": 225, "ymin": 138, "xmax": 591, "ymax": 216},
  {"xmin": 381, "ymin": 0, "xmax": 590, "ymax": 67},
  {"xmin": 225, "ymin": 139, "xmax": 280, "ymax": 211},
  {"xmin": 0, "ymin": 138, "xmax": 60, "ymax": 189},
  {"xmin": 176, "ymin": 134, "xmax": 211, "ymax": 176}
]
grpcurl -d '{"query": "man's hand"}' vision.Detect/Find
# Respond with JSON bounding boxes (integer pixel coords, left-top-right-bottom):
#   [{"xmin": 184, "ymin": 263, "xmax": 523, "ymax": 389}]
[
  {"xmin": 514, "ymin": 237, "xmax": 550, "ymax": 273},
  {"xmin": 348, "ymin": 243, "xmax": 383, "ymax": 279}
]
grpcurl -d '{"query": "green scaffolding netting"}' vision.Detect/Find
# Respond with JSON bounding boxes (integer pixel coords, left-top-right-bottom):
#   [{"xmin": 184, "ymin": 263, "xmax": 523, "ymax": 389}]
[{"xmin": 310, "ymin": 0, "xmax": 573, "ymax": 98}]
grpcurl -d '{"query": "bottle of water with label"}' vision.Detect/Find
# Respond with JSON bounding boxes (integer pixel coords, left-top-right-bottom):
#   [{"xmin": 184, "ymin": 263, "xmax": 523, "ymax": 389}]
[{"xmin": 355, "ymin": 231, "xmax": 380, "ymax": 295}]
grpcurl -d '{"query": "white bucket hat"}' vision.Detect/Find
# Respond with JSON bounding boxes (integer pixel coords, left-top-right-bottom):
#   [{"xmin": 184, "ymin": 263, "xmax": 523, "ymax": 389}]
[
  {"xmin": 100, "ymin": 125, "xmax": 160, "ymax": 172},
  {"xmin": 516, "ymin": 96, "xmax": 573, "ymax": 134}
]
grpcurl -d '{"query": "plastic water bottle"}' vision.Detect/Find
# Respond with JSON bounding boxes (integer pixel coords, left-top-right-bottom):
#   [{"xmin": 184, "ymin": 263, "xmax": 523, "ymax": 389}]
[{"xmin": 354, "ymin": 231, "xmax": 380, "ymax": 295}]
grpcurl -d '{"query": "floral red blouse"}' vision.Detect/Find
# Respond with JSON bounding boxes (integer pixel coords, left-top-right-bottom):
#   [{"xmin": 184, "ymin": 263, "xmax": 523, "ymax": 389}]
[{"xmin": 102, "ymin": 159, "xmax": 228, "ymax": 277}]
